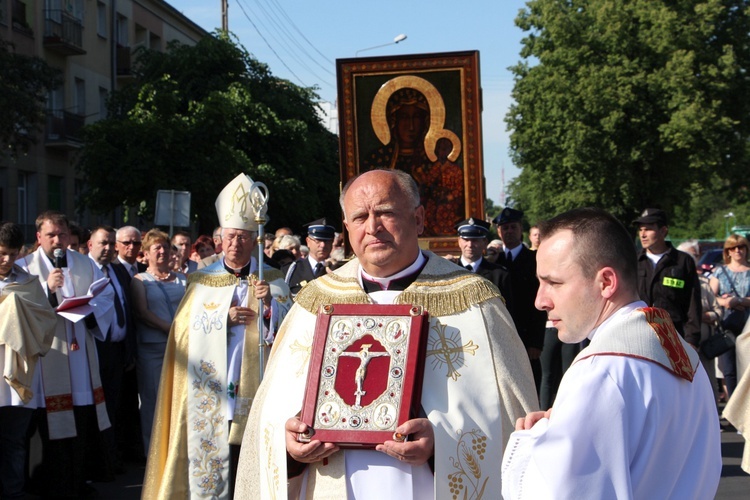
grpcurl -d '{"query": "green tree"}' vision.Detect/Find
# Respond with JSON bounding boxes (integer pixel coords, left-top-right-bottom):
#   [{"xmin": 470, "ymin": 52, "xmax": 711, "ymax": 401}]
[
  {"xmin": 506, "ymin": 0, "xmax": 750, "ymax": 227},
  {"xmin": 0, "ymin": 39, "xmax": 62, "ymax": 157},
  {"xmin": 484, "ymin": 198, "xmax": 502, "ymax": 220},
  {"xmin": 77, "ymin": 32, "xmax": 339, "ymax": 233}
]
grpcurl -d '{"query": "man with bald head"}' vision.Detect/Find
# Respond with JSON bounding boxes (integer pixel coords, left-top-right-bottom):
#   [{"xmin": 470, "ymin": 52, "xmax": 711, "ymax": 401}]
[{"xmin": 236, "ymin": 169, "xmax": 537, "ymax": 498}]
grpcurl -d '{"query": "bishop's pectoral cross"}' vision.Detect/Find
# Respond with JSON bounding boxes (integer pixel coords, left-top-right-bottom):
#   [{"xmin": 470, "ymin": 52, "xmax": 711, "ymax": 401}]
[{"xmin": 339, "ymin": 344, "xmax": 388, "ymax": 409}]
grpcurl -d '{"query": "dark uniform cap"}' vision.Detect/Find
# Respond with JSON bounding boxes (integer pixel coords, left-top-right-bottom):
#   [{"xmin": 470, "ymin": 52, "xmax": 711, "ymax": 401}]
[
  {"xmin": 304, "ymin": 218, "xmax": 336, "ymax": 241},
  {"xmin": 455, "ymin": 217, "xmax": 491, "ymax": 239},
  {"xmin": 633, "ymin": 208, "xmax": 668, "ymax": 226},
  {"xmin": 492, "ymin": 207, "xmax": 524, "ymax": 226}
]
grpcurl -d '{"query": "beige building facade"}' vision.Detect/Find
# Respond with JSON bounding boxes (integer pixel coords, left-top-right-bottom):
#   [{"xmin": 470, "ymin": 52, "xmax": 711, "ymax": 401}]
[{"xmin": 0, "ymin": 0, "xmax": 206, "ymax": 239}]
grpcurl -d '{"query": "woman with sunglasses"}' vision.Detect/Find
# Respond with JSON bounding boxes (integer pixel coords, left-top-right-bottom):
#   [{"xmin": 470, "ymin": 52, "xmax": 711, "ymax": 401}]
[{"xmin": 709, "ymin": 234, "xmax": 750, "ymax": 398}]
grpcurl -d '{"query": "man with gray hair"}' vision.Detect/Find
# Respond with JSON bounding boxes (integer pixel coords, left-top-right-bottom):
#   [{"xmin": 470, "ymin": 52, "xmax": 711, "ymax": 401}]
[
  {"xmin": 236, "ymin": 169, "xmax": 537, "ymax": 498},
  {"xmin": 143, "ymin": 174, "xmax": 292, "ymax": 499},
  {"xmin": 115, "ymin": 225, "xmax": 144, "ymax": 278},
  {"xmin": 276, "ymin": 234, "xmax": 302, "ymax": 259}
]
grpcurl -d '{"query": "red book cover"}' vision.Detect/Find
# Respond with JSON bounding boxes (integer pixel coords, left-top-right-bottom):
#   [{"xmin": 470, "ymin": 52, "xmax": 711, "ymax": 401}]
[{"xmin": 299, "ymin": 303, "xmax": 429, "ymax": 448}]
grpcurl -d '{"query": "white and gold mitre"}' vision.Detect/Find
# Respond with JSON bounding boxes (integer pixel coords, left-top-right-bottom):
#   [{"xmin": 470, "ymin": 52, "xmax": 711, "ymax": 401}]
[{"xmin": 215, "ymin": 173, "xmax": 266, "ymax": 231}]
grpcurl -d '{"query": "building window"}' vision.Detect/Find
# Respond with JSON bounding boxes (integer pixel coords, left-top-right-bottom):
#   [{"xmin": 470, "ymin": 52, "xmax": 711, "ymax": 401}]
[
  {"xmin": 12, "ymin": 0, "xmax": 32, "ymax": 32},
  {"xmin": 17, "ymin": 171, "xmax": 37, "ymax": 227},
  {"xmin": 150, "ymin": 32, "xmax": 161, "ymax": 52},
  {"xmin": 97, "ymin": 1, "xmax": 106, "ymax": 37},
  {"xmin": 48, "ymin": 175, "xmax": 64, "ymax": 211},
  {"xmin": 75, "ymin": 77, "xmax": 85, "ymax": 116},
  {"xmin": 0, "ymin": 0, "xmax": 7, "ymax": 26},
  {"xmin": 116, "ymin": 14, "xmax": 128, "ymax": 46},
  {"xmin": 99, "ymin": 87, "xmax": 108, "ymax": 119}
]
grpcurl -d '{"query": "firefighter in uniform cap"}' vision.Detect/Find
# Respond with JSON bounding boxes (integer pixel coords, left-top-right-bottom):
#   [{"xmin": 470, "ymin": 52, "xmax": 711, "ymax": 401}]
[
  {"xmin": 634, "ymin": 208, "xmax": 701, "ymax": 346},
  {"xmin": 283, "ymin": 218, "xmax": 336, "ymax": 297},
  {"xmin": 494, "ymin": 207, "xmax": 547, "ymax": 390},
  {"xmin": 451, "ymin": 217, "xmax": 514, "ymax": 313}
]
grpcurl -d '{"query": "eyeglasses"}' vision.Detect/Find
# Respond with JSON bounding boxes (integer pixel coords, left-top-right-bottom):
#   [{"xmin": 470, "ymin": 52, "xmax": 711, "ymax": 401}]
[
  {"xmin": 118, "ymin": 240, "xmax": 142, "ymax": 247},
  {"xmin": 224, "ymin": 233, "xmax": 253, "ymax": 243},
  {"xmin": 727, "ymin": 246, "xmax": 747, "ymax": 253}
]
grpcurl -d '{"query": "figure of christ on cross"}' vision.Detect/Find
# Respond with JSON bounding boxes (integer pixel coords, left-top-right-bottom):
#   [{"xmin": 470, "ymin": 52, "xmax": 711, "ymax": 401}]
[{"xmin": 339, "ymin": 344, "xmax": 389, "ymax": 409}]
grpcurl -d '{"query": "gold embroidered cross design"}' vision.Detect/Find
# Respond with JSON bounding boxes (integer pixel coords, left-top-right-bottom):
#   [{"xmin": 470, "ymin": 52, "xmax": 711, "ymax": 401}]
[
  {"xmin": 290, "ymin": 334, "xmax": 313, "ymax": 377},
  {"xmin": 426, "ymin": 322, "xmax": 478, "ymax": 381}
]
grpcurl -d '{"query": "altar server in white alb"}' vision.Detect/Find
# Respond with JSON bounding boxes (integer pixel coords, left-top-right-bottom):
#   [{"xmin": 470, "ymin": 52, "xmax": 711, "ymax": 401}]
[
  {"xmin": 0, "ymin": 221, "xmax": 57, "ymax": 499},
  {"xmin": 501, "ymin": 207, "xmax": 721, "ymax": 499},
  {"xmin": 236, "ymin": 168, "xmax": 538, "ymax": 499}
]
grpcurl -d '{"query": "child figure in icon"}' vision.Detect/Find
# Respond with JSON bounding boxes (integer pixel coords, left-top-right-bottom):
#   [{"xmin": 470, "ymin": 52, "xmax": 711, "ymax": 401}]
[{"xmin": 415, "ymin": 137, "xmax": 464, "ymax": 236}]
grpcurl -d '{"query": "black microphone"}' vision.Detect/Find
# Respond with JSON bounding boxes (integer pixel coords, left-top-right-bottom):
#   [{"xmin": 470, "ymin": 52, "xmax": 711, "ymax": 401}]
[{"xmin": 53, "ymin": 248, "xmax": 64, "ymax": 268}]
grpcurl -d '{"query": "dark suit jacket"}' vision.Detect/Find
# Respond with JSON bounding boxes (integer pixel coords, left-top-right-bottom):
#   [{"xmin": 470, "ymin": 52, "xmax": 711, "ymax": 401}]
[
  {"xmin": 453, "ymin": 257, "xmax": 515, "ymax": 316},
  {"xmin": 475, "ymin": 258, "xmax": 515, "ymax": 316},
  {"xmin": 108, "ymin": 262, "xmax": 136, "ymax": 361},
  {"xmin": 283, "ymin": 258, "xmax": 325, "ymax": 297},
  {"xmin": 497, "ymin": 246, "xmax": 546, "ymax": 350}
]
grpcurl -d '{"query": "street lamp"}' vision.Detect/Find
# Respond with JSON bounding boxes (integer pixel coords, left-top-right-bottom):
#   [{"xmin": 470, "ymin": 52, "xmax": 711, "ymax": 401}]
[
  {"xmin": 355, "ymin": 34, "xmax": 408, "ymax": 57},
  {"xmin": 725, "ymin": 212, "xmax": 736, "ymax": 238}
]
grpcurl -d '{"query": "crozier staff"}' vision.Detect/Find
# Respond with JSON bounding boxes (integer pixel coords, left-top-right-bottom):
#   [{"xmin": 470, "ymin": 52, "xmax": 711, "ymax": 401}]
[{"xmin": 142, "ymin": 173, "xmax": 291, "ymax": 499}]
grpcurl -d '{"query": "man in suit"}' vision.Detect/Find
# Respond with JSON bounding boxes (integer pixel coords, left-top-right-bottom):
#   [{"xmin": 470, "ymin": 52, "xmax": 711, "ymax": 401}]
[
  {"xmin": 115, "ymin": 225, "xmax": 148, "ymax": 462},
  {"xmin": 452, "ymin": 217, "xmax": 514, "ymax": 311},
  {"xmin": 89, "ymin": 225, "xmax": 135, "ymax": 474},
  {"xmin": 283, "ymin": 218, "xmax": 336, "ymax": 297},
  {"xmin": 494, "ymin": 208, "xmax": 547, "ymax": 390},
  {"xmin": 115, "ymin": 225, "xmax": 145, "ymax": 278}
]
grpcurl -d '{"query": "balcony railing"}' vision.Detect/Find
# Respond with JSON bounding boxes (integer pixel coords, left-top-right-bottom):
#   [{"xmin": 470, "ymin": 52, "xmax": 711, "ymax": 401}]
[
  {"xmin": 46, "ymin": 109, "xmax": 85, "ymax": 148},
  {"xmin": 43, "ymin": 10, "xmax": 86, "ymax": 56}
]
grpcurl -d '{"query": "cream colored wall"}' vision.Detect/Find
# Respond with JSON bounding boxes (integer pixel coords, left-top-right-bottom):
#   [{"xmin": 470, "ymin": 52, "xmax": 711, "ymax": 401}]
[{"xmin": 1, "ymin": 0, "xmax": 207, "ymax": 227}]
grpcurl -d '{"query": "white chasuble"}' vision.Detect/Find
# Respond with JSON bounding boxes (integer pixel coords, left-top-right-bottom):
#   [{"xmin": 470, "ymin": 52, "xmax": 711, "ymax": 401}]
[{"xmin": 235, "ymin": 252, "xmax": 538, "ymax": 499}]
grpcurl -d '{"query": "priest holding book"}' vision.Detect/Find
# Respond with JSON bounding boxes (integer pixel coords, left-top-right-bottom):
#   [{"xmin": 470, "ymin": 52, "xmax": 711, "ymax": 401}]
[
  {"xmin": 16, "ymin": 211, "xmax": 115, "ymax": 498},
  {"xmin": 236, "ymin": 169, "xmax": 538, "ymax": 498}
]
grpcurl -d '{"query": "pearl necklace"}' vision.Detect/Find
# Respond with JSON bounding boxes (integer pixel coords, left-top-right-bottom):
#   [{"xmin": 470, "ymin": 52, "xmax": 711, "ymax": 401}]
[{"xmin": 148, "ymin": 268, "xmax": 173, "ymax": 281}]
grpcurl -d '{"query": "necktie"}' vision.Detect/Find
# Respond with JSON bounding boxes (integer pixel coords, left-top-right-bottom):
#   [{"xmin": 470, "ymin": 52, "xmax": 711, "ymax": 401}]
[
  {"xmin": 103, "ymin": 266, "xmax": 125, "ymax": 328},
  {"xmin": 465, "ymin": 264, "xmax": 473, "ymax": 272},
  {"xmin": 506, "ymin": 251, "xmax": 513, "ymax": 263},
  {"xmin": 314, "ymin": 262, "xmax": 325, "ymax": 278}
]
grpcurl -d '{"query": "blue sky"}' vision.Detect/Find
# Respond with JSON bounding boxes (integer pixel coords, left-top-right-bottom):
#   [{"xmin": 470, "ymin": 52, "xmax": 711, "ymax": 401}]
[{"xmin": 169, "ymin": 0, "xmax": 530, "ymax": 206}]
